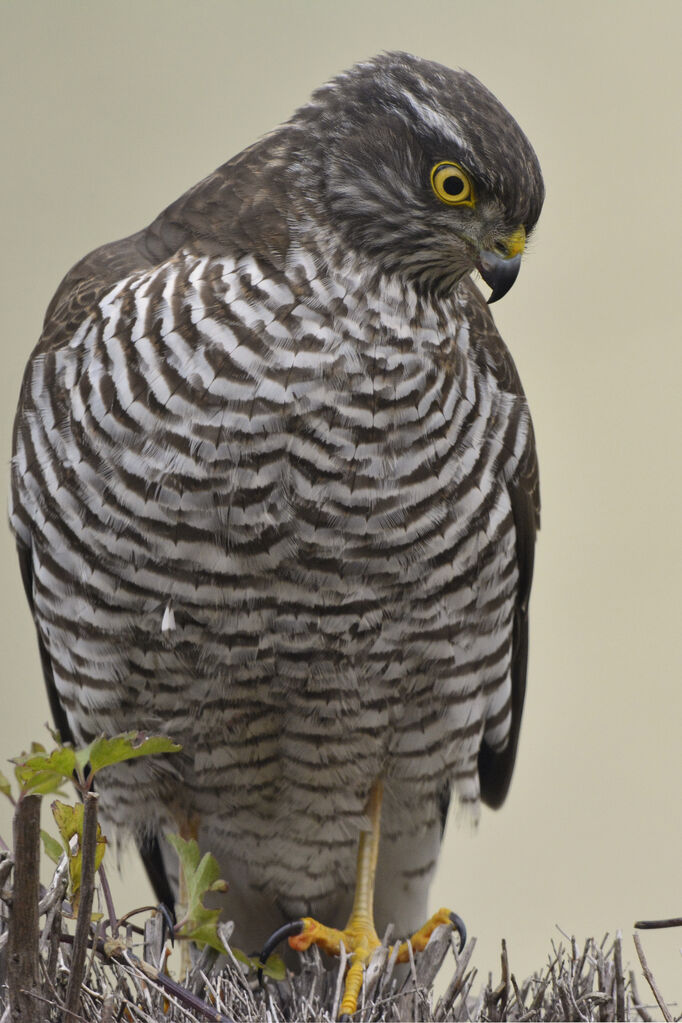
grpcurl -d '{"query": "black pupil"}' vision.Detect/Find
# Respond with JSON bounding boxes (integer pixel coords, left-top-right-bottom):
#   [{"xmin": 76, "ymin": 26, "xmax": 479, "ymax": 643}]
[{"xmin": 443, "ymin": 174, "xmax": 464, "ymax": 196}]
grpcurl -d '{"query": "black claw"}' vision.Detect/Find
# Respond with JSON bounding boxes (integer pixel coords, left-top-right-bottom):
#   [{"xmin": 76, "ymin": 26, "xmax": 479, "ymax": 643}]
[
  {"xmin": 157, "ymin": 902, "xmax": 176, "ymax": 946},
  {"xmin": 449, "ymin": 912, "xmax": 467, "ymax": 951},
  {"xmin": 257, "ymin": 919, "xmax": 304, "ymax": 986}
]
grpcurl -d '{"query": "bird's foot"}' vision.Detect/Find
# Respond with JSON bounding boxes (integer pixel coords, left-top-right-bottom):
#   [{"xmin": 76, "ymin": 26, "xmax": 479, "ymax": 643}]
[
  {"xmin": 262, "ymin": 907, "xmax": 465, "ymax": 1018},
  {"xmin": 389, "ymin": 907, "xmax": 466, "ymax": 961},
  {"xmin": 291, "ymin": 909, "xmax": 380, "ymax": 1017}
]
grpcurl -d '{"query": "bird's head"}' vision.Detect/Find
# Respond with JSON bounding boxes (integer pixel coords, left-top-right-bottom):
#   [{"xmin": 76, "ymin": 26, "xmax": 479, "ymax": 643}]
[{"xmin": 288, "ymin": 51, "xmax": 544, "ymax": 301}]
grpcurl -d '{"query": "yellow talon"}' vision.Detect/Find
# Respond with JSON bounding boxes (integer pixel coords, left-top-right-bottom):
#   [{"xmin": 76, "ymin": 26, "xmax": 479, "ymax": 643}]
[
  {"xmin": 286, "ymin": 779, "xmax": 462, "ymax": 1018},
  {"xmin": 394, "ymin": 906, "xmax": 456, "ymax": 961}
]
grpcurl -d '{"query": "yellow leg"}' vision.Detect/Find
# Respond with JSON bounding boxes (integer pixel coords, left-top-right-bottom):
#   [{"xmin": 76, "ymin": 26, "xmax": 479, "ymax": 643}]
[{"xmin": 288, "ymin": 779, "xmax": 462, "ymax": 1018}]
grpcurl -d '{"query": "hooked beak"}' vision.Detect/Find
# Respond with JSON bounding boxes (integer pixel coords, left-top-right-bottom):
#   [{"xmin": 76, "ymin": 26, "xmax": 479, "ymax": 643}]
[{"xmin": 478, "ymin": 226, "xmax": 526, "ymax": 304}]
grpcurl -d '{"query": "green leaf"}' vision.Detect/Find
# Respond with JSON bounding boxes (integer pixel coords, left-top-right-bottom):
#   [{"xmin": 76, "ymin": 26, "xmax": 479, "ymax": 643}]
[
  {"xmin": 17, "ymin": 773, "xmax": 68, "ymax": 797},
  {"xmin": 44, "ymin": 723, "xmax": 62, "ymax": 745},
  {"xmin": 232, "ymin": 948, "xmax": 286, "ymax": 980},
  {"xmin": 0, "ymin": 770, "xmax": 14, "ymax": 803},
  {"xmin": 41, "ymin": 829, "xmax": 64, "ymax": 864},
  {"xmin": 261, "ymin": 953, "xmax": 286, "ymax": 981},
  {"xmin": 87, "ymin": 733, "xmax": 182, "ymax": 776},
  {"xmin": 166, "ymin": 833, "xmax": 229, "ymax": 953},
  {"xmin": 74, "ymin": 743, "xmax": 95, "ymax": 776},
  {"xmin": 13, "ymin": 746, "xmax": 76, "ymax": 795},
  {"xmin": 51, "ymin": 800, "xmax": 106, "ymax": 912}
]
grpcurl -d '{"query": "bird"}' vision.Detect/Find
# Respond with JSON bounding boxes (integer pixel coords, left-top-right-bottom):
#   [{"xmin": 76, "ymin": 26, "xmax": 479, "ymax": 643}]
[{"xmin": 11, "ymin": 51, "xmax": 543, "ymax": 1010}]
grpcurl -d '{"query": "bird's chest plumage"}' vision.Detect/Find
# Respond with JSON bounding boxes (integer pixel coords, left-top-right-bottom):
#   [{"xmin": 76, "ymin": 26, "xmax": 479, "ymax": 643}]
[{"xmin": 13, "ymin": 249, "xmax": 522, "ymax": 846}]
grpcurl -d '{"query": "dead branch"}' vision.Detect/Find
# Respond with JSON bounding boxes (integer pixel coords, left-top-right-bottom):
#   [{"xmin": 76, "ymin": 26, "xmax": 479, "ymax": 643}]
[
  {"xmin": 632, "ymin": 932, "xmax": 673, "ymax": 1023},
  {"xmin": 7, "ymin": 794, "xmax": 41, "ymax": 1022}
]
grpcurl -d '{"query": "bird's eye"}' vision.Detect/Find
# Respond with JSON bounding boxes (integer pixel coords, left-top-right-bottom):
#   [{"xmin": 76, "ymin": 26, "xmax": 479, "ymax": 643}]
[{"xmin": 430, "ymin": 162, "xmax": 474, "ymax": 206}]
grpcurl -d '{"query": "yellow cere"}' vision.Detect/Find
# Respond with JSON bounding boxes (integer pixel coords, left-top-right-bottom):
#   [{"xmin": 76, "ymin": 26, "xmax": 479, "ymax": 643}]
[
  {"xmin": 430, "ymin": 161, "xmax": 475, "ymax": 207},
  {"xmin": 503, "ymin": 225, "xmax": 526, "ymax": 258}
]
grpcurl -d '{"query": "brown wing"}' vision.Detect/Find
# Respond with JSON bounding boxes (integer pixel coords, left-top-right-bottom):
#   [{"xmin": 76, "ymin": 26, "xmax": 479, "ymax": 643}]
[{"xmin": 462, "ymin": 279, "xmax": 540, "ymax": 809}]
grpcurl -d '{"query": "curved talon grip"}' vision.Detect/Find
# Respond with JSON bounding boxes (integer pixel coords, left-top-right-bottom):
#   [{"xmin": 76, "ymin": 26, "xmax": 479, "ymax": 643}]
[
  {"xmin": 449, "ymin": 912, "xmax": 467, "ymax": 951},
  {"xmin": 257, "ymin": 919, "xmax": 304, "ymax": 986}
]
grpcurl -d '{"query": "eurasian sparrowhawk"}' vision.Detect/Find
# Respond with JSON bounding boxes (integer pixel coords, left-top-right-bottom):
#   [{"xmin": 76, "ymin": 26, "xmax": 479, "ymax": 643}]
[{"xmin": 11, "ymin": 51, "xmax": 543, "ymax": 1005}]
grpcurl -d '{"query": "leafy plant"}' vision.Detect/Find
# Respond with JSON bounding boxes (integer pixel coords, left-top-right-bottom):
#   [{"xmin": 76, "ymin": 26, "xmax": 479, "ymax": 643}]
[
  {"xmin": 12, "ymin": 731, "xmax": 182, "ymax": 796},
  {"xmin": 0, "ymin": 728, "xmax": 284, "ymax": 987},
  {"xmin": 167, "ymin": 833, "xmax": 284, "ymax": 979},
  {"xmin": 51, "ymin": 800, "xmax": 107, "ymax": 913}
]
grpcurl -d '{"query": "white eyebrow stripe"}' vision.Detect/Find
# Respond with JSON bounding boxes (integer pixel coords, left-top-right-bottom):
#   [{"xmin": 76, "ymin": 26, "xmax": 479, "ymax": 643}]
[{"xmin": 399, "ymin": 88, "xmax": 472, "ymax": 157}]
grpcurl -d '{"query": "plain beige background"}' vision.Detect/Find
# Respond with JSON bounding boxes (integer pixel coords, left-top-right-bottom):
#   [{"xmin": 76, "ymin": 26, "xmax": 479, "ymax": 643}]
[{"xmin": 1, "ymin": 0, "xmax": 680, "ymax": 1005}]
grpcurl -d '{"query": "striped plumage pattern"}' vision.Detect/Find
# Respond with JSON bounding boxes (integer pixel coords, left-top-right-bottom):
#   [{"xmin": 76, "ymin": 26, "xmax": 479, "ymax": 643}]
[{"xmin": 11, "ymin": 52, "xmax": 543, "ymax": 947}]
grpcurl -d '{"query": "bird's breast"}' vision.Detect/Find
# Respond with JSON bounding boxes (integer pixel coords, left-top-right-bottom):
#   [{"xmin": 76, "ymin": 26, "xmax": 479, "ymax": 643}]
[{"xmin": 11, "ymin": 250, "xmax": 523, "ymax": 840}]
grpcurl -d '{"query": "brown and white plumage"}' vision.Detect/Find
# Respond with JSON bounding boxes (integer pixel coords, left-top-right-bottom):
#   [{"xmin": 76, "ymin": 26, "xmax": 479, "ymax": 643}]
[{"xmin": 11, "ymin": 52, "xmax": 543, "ymax": 950}]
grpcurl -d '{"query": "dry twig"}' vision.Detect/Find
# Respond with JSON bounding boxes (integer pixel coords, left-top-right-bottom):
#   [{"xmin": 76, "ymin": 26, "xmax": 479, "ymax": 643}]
[
  {"xmin": 632, "ymin": 932, "xmax": 672, "ymax": 1023},
  {"xmin": 1, "ymin": 837, "xmax": 679, "ymax": 1023}
]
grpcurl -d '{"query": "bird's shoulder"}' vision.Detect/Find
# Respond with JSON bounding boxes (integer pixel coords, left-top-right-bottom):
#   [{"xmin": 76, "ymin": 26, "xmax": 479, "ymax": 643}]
[{"xmin": 35, "ymin": 132, "xmax": 293, "ymax": 360}]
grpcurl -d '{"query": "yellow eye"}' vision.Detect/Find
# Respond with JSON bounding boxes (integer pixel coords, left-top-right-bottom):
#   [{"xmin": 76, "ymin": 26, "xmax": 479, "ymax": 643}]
[{"xmin": 430, "ymin": 161, "xmax": 474, "ymax": 206}]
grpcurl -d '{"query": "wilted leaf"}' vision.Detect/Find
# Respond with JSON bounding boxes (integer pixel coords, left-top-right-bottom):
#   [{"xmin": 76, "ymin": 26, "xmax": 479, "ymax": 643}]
[
  {"xmin": 87, "ymin": 733, "xmax": 182, "ymax": 775},
  {"xmin": 166, "ymin": 832, "xmax": 229, "ymax": 953},
  {"xmin": 102, "ymin": 937, "xmax": 129, "ymax": 957},
  {"xmin": 41, "ymin": 829, "xmax": 64, "ymax": 864},
  {"xmin": 51, "ymin": 800, "xmax": 106, "ymax": 911}
]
